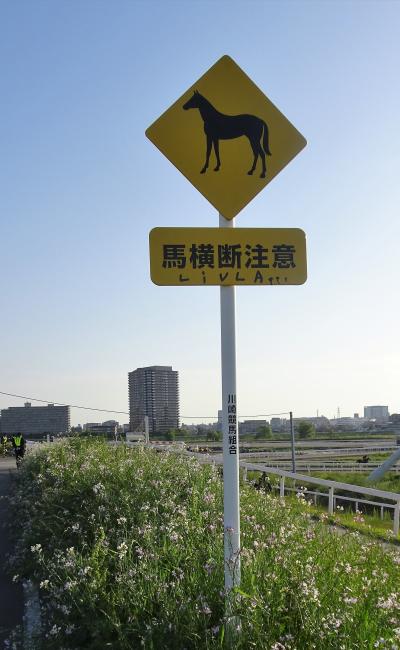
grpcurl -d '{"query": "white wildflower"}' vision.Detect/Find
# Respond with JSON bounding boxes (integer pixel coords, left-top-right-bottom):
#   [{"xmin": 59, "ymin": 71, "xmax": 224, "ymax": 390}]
[
  {"xmin": 48, "ymin": 624, "xmax": 61, "ymax": 637},
  {"xmin": 117, "ymin": 516, "xmax": 127, "ymax": 525},
  {"xmin": 117, "ymin": 541, "xmax": 128, "ymax": 558},
  {"xmin": 30, "ymin": 543, "xmax": 42, "ymax": 553}
]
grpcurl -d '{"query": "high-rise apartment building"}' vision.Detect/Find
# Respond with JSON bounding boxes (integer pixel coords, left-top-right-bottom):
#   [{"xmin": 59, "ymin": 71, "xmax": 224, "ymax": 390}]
[
  {"xmin": 1, "ymin": 402, "xmax": 70, "ymax": 437},
  {"xmin": 128, "ymin": 366, "xmax": 179, "ymax": 435}
]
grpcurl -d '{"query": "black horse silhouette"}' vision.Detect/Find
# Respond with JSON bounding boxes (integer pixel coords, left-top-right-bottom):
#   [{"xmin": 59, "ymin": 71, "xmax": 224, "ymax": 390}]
[{"xmin": 183, "ymin": 90, "xmax": 271, "ymax": 178}]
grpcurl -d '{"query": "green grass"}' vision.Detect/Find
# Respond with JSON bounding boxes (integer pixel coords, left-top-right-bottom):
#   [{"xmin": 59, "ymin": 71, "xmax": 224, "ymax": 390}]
[
  {"xmin": 6, "ymin": 439, "xmax": 400, "ymax": 649},
  {"xmin": 271, "ymin": 432, "xmax": 397, "ymax": 441},
  {"xmin": 313, "ymin": 471, "xmax": 400, "ymax": 494},
  {"xmin": 324, "ymin": 452, "xmax": 392, "ymax": 462}
]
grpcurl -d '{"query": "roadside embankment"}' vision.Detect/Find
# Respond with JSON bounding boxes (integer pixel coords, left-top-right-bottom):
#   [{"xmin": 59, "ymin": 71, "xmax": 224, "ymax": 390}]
[{"xmin": 6, "ymin": 438, "xmax": 400, "ymax": 649}]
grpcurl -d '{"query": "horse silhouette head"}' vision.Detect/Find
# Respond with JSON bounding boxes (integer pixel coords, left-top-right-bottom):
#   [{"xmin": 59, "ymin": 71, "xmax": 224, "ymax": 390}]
[{"xmin": 183, "ymin": 90, "xmax": 202, "ymax": 111}]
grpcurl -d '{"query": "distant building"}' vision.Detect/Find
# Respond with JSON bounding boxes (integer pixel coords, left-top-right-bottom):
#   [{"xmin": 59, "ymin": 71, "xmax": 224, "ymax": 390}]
[
  {"xmin": 294, "ymin": 416, "xmax": 331, "ymax": 432},
  {"xmin": 364, "ymin": 405, "xmax": 389, "ymax": 421},
  {"xmin": 389, "ymin": 414, "xmax": 400, "ymax": 432},
  {"xmin": 84, "ymin": 422, "xmax": 118, "ymax": 437},
  {"xmin": 197, "ymin": 423, "xmax": 218, "ymax": 434},
  {"xmin": 102, "ymin": 420, "xmax": 119, "ymax": 427},
  {"xmin": 330, "ymin": 416, "xmax": 365, "ymax": 430},
  {"xmin": 239, "ymin": 420, "xmax": 267, "ymax": 435},
  {"xmin": 128, "ymin": 365, "xmax": 179, "ymax": 435},
  {"xmin": 1, "ymin": 402, "xmax": 70, "ymax": 437},
  {"xmin": 180, "ymin": 423, "xmax": 199, "ymax": 434},
  {"xmin": 270, "ymin": 417, "xmax": 289, "ymax": 432}
]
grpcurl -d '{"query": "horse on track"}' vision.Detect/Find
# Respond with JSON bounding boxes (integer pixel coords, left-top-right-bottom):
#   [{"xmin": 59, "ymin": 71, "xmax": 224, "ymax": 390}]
[{"xmin": 183, "ymin": 90, "xmax": 271, "ymax": 178}]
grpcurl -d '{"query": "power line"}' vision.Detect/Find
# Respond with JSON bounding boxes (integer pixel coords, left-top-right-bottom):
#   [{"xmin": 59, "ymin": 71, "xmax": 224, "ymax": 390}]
[
  {"xmin": 0, "ymin": 391, "xmax": 290, "ymax": 419},
  {"xmin": 0, "ymin": 391, "xmax": 129, "ymax": 415}
]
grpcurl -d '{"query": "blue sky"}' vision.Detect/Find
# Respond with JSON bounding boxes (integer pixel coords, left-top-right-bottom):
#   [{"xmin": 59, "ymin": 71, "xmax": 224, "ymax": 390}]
[{"xmin": 1, "ymin": 0, "xmax": 399, "ymax": 425}]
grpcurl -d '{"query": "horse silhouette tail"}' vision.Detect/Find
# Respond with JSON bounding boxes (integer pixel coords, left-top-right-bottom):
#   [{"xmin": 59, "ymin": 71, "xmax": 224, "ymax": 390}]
[{"xmin": 262, "ymin": 121, "xmax": 272, "ymax": 156}]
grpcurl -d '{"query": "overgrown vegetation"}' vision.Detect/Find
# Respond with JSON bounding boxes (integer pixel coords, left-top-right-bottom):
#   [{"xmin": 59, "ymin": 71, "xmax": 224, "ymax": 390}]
[
  {"xmin": 6, "ymin": 439, "xmax": 400, "ymax": 649},
  {"xmin": 314, "ymin": 471, "xmax": 400, "ymax": 495}
]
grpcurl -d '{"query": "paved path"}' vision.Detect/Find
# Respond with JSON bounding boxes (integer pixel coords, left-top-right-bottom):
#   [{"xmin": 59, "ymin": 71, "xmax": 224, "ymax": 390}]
[{"xmin": 0, "ymin": 457, "xmax": 24, "ymax": 647}]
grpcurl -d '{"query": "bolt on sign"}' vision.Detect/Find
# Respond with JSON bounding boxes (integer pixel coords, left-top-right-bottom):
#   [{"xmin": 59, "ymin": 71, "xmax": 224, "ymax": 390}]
[
  {"xmin": 149, "ymin": 227, "xmax": 307, "ymax": 286},
  {"xmin": 146, "ymin": 55, "xmax": 307, "ymax": 220}
]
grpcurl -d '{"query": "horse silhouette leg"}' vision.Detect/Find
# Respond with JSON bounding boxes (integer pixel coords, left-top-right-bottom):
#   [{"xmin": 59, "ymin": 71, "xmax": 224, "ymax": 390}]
[
  {"xmin": 258, "ymin": 143, "xmax": 266, "ymax": 178},
  {"xmin": 201, "ymin": 134, "xmax": 212, "ymax": 174},
  {"xmin": 213, "ymin": 139, "xmax": 220, "ymax": 171},
  {"xmin": 247, "ymin": 139, "xmax": 259, "ymax": 176}
]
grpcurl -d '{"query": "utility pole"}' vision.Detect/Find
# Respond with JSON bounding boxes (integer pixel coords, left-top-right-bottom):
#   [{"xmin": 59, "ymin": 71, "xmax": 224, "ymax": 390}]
[{"xmin": 290, "ymin": 411, "xmax": 296, "ymax": 473}]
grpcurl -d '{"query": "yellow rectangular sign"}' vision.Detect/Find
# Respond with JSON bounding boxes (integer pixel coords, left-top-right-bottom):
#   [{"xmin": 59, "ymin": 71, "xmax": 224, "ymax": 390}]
[{"xmin": 149, "ymin": 228, "xmax": 307, "ymax": 286}]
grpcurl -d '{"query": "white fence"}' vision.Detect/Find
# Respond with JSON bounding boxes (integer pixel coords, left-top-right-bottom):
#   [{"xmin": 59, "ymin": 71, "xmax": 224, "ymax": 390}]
[
  {"xmin": 238, "ymin": 445, "xmax": 398, "ymax": 460},
  {"xmin": 252, "ymin": 462, "xmax": 400, "ymax": 473},
  {"xmin": 242, "ymin": 462, "xmax": 400, "ymax": 535}
]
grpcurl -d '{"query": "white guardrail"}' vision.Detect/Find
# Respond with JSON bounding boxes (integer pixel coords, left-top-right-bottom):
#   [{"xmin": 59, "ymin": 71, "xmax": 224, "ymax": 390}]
[
  {"xmin": 241, "ymin": 462, "xmax": 400, "ymax": 536},
  {"xmin": 250, "ymin": 463, "xmax": 400, "ymax": 473},
  {"xmin": 237, "ymin": 446, "xmax": 398, "ymax": 459},
  {"xmin": 190, "ymin": 452, "xmax": 400, "ymax": 535}
]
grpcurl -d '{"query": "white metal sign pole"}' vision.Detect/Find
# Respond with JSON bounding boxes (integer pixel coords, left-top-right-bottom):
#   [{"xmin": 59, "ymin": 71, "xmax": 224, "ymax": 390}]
[{"xmin": 219, "ymin": 212, "xmax": 241, "ymax": 593}]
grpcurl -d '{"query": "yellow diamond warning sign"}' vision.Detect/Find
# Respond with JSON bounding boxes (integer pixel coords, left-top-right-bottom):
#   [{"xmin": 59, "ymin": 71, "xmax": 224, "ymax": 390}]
[
  {"xmin": 149, "ymin": 227, "xmax": 307, "ymax": 286},
  {"xmin": 146, "ymin": 55, "xmax": 307, "ymax": 220}
]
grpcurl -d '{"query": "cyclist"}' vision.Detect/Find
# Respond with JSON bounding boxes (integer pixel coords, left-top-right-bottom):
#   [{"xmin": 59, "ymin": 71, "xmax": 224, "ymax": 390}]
[{"xmin": 11, "ymin": 432, "xmax": 26, "ymax": 468}]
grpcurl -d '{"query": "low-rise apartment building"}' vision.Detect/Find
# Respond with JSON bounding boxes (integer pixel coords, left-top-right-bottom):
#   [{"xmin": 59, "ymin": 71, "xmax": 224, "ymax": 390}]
[{"xmin": 1, "ymin": 402, "xmax": 70, "ymax": 437}]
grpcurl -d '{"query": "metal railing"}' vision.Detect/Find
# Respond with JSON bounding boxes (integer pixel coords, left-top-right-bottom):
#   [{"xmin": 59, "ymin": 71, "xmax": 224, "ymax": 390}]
[
  {"xmin": 237, "ymin": 445, "xmax": 398, "ymax": 459},
  {"xmin": 247, "ymin": 460, "xmax": 400, "ymax": 473},
  {"xmin": 241, "ymin": 462, "xmax": 400, "ymax": 535}
]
